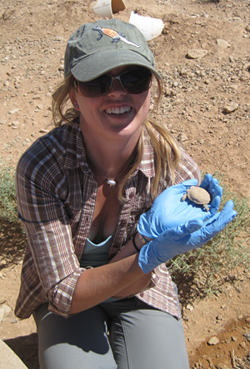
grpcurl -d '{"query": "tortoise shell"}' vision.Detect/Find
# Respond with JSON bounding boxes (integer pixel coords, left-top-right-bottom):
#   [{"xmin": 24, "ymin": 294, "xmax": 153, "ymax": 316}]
[{"xmin": 181, "ymin": 186, "xmax": 211, "ymax": 211}]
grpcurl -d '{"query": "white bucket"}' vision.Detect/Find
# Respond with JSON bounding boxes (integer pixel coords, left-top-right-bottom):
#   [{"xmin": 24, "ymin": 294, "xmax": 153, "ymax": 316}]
[
  {"xmin": 129, "ymin": 11, "xmax": 164, "ymax": 41},
  {"xmin": 91, "ymin": 0, "xmax": 126, "ymax": 19}
]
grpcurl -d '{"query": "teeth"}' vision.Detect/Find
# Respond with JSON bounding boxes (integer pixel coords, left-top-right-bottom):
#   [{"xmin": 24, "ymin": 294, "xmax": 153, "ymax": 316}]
[{"xmin": 105, "ymin": 106, "xmax": 131, "ymax": 114}]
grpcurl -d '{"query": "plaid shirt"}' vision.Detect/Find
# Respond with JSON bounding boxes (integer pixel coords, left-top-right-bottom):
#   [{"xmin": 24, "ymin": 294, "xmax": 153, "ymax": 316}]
[{"xmin": 15, "ymin": 123, "xmax": 201, "ymax": 319}]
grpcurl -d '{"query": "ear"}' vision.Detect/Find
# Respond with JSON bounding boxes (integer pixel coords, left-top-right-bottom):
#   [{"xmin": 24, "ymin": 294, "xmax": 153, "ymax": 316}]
[{"xmin": 69, "ymin": 88, "xmax": 80, "ymax": 110}]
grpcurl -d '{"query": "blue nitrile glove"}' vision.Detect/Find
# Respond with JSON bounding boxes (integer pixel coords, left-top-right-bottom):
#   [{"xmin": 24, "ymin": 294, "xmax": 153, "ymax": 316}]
[
  {"xmin": 137, "ymin": 174, "xmax": 223, "ymax": 239},
  {"xmin": 138, "ymin": 201, "xmax": 237, "ymax": 274}
]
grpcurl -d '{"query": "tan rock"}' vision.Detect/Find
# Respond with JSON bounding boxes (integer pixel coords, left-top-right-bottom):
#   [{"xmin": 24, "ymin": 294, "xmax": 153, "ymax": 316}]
[
  {"xmin": 0, "ymin": 339, "xmax": 28, "ymax": 369},
  {"xmin": 187, "ymin": 49, "xmax": 208, "ymax": 59},
  {"xmin": 207, "ymin": 336, "xmax": 220, "ymax": 345}
]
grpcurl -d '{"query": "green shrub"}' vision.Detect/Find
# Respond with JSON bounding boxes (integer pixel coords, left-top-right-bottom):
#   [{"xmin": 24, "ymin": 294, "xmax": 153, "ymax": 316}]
[{"xmin": 0, "ymin": 158, "xmax": 18, "ymax": 222}]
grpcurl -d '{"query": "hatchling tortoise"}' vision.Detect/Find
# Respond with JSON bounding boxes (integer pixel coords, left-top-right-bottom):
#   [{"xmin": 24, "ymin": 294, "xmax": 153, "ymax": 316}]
[{"xmin": 181, "ymin": 186, "xmax": 211, "ymax": 211}]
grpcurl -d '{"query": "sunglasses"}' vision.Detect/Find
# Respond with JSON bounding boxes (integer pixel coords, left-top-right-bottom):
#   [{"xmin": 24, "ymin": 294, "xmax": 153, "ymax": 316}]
[{"xmin": 74, "ymin": 68, "xmax": 152, "ymax": 98}]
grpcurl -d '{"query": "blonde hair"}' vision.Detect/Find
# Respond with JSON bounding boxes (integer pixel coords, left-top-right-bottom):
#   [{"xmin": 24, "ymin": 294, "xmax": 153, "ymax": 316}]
[
  {"xmin": 52, "ymin": 74, "xmax": 80, "ymax": 126},
  {"xmin": 52, "ymin": 73, "xmax": 181, "ymax": 201}
]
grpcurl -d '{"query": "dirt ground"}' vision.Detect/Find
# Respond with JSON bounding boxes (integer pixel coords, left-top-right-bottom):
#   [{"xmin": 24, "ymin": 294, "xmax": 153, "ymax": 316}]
[{"xmin": 0, "ymin": 0, "xmax": 250, "ymax": 368}]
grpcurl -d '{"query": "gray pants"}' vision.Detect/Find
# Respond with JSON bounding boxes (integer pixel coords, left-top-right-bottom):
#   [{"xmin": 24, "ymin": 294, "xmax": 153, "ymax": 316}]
[{"xmin": 33, "ymin": 297, "xmax": 189, "ymax": 369}]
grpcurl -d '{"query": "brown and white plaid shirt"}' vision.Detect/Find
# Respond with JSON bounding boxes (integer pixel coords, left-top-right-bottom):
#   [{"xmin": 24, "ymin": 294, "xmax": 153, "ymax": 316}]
[{"xmin": 15, "ymin": 123, "xmax": 201, "ymax": 319}]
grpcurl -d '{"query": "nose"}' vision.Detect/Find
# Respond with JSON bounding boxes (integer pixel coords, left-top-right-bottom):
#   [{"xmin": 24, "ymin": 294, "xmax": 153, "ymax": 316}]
[{"xmin": 107, "ymin": 76, "xmax": 126, "ymax": 96}]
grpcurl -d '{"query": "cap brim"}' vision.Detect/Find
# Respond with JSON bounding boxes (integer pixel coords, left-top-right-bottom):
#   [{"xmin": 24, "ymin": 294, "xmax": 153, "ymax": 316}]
[{"xmin": 70, "ymin": 49, "xmax": 161, "ymax": 81}]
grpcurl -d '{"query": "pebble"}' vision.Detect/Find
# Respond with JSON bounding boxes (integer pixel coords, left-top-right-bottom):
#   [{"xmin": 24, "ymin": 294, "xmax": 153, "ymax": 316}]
[
  {"xmin": 243, "ymin": 331, "xmax": 250, "ymax": 342},
  {"xmin": 217, "ymin": 39, "xmax": 231, "ymax": 48},
  {"xmin": 223, "ymin": 102, "xmax": 239, "ymax": 114},
  {"xmin": 8, "ymin": 108, "xmax": 19, "ymax": 114},
  {"xmin": 0, "ymin": 309, "xmax": 4, "ymax": 323},
  {"xmin": 216, "ymin": 364, "xmax": 229, "ymax": 369},
  {"xmin": 177, "ymin": 133, "xmax": 188, "ymax": 142},
  {"xmin": 207, "ymin": 336, "xmax": 220, "ymax": 345},
  {"xmin": 0, "ymin": 304, "xmax": 11, "ymax": 322},
  {"xmin": 186, "ymin": 49, "xmax": 208, "ymax": 59}
]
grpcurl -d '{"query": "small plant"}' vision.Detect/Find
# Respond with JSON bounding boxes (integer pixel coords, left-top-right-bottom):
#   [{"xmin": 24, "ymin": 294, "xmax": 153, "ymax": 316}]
[{"xmin": 0, "ymin": 158, "xmax": 18, "ymax": 222}]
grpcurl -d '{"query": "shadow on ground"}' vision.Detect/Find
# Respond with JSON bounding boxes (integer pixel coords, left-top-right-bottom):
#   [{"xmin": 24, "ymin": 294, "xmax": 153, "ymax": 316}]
[
  {"xmin": 0, "ymin": 218, "xmax": 26, "ymax": 270},
  {"xmin": 5, "ymin": 333, "xmax": 39, "ymax": 369}
]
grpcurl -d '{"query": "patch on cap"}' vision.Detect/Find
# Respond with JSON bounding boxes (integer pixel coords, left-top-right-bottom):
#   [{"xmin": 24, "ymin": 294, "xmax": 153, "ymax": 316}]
[{"xmin": 92, "ymin": 26, "xmax": 141, "ymax": 48}]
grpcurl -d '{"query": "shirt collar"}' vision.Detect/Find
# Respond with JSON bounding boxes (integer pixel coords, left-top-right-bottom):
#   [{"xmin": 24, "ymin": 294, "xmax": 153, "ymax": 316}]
[{"xmin": 63, "ymin": 123, "xmax": 89, "ymax": 172}]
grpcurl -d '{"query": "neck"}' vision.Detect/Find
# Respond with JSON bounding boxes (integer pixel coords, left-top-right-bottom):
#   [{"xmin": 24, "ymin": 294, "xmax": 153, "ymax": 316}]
[
  {"xmin": 82, "ymin": 132, "xmax": 141, "ymax": 182},
  {"xmin": 83, "ymin": 138, "xmax": 139, "ymax": 186}
]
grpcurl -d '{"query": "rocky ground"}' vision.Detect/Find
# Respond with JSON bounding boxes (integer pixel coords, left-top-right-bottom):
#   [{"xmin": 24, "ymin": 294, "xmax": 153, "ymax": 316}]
[{"xmin": 0, "ymin": 0, "xmax": 250, "ymax": 368}]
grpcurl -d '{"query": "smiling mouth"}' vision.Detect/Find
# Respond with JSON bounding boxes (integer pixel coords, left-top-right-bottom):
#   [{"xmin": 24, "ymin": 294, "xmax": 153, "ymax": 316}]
[{"xmin": 105, "ymin": 106, "xmax": 132, "ymax": 115}]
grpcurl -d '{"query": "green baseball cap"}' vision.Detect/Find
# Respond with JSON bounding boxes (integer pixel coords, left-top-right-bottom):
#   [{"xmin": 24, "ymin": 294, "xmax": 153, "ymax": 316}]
[{"xmin": 64, "ymin": 18, "xmax": 161, "ymax": 82}]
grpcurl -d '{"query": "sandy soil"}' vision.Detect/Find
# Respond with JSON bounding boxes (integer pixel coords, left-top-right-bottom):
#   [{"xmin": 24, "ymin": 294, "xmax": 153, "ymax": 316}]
[{"xmin": 0, "ymin": 0, "xmax": 250, "ymax": 368}]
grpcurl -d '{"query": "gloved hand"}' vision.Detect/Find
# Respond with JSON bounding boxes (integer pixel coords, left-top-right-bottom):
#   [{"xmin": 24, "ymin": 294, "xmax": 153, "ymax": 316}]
[
  {"xmin": 137, "ymin": 174, "xmax": 223, "ymax": 239},
  {"xmin": 138, "ymin": 201, "xmax": 237, "ymax": 274}
]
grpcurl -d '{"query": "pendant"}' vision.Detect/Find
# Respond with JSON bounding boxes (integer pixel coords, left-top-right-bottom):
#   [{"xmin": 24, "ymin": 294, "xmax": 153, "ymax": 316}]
[{"xmin": 106, "ymin": 178, "xmax": 116, "ymax": 188}]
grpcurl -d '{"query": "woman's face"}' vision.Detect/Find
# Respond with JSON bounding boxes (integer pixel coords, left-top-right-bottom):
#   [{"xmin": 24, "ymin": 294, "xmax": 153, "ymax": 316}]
[{"xmin": 69, "ymin": 66, "xmax": 151, "ymax": 143}]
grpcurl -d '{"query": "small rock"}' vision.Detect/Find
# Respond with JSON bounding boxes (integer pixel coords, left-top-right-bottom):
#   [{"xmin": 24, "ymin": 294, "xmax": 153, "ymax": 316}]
[
  {"xmin": 207, "ymin": 336, "xmax": 220, "ymax": 345},
  {"xmin": 1, "ymin": 304, "xmax": 11, "ymax": 315},
  {"xmin": 245, "ymin": 316, "xmax": 250, "ymax": 324},
  {"xmin": 239, "ymin": 341, "xmax": 246, "ymax": 348},
  {"xmin": 216, "ymin": 364, "xmax": 229, "ymax": 369},
  {"xmin": 0, "ymin": 304, "xmax": 11, "ymax": 322},
  {"xmin": 243, "ymin": 331, "xmax": 250, "ymax": 342},
  {"xmin": 217, "ymin": 39, "xmax": 231, "ymax": 48},
  {"xmin": 246, "ymin": 24, "xmax": 250, "ymax": 32},
  {"xmin": 8, "ymin": 108, "xmax": 19, "ymax": 114},
  {"xmin": 186, "ymin": 303, "xmax": 194, "ymax": 311},
  {"xmin": 0, "ymin": 308, "xmax": 4, "ymax": 322},
  {"xmin": 231, "ymin": 335, "xmax": 237, "ymax": 342},
  {"xmin": 223, "ymin": 102, "xmax": 239, "ymax": 114},
  {"xmin": 55, "ymin": 35, "xmax": 64, "ymax": 42},
  {"xmin": 177, "ymin": 133, "xmax": 188, "ymax": 143},
  {"xmin": 186, "ymin": 49, "xmax": 208, "ymax": 59},
  {"xmin": 216, "ymin": 315, "xmax": 223, "ymax": 321},
  {"xmin": 33, "ymin": 95, "xmax": 41, "ymax": 100},
  {"xmin": 39, "ymin": 128, "xmax": 49, "ymax": 133}
]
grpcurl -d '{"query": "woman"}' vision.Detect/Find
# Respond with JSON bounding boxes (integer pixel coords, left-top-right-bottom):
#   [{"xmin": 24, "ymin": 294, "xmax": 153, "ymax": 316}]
[{"xmin": 15, "ymin": 19, "xmax": 236, "ymax": 369}]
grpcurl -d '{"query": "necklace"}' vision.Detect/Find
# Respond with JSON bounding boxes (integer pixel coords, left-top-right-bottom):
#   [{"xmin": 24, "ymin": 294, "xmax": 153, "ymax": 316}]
[{"xmin": 85, "ymin": 149, "xmax": 135, "ymax": 188}]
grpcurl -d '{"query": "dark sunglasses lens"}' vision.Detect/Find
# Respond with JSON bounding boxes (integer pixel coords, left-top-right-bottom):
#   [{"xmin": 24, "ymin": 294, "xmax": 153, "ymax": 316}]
[
  {"xmin": 121, "ymin": 69, "xmax": 152, "ymax": 94},
  {"xmin": 76, "ymin": 69, "xmax": 152, "ymax": 97},
  {"xmin": 77, "ymin": 75, "xmax": 112, "ymax": 97}
]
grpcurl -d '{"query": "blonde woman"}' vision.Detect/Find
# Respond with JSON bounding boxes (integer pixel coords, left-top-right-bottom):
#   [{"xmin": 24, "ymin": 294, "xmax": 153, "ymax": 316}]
[{"xmin": 15, "ymin": 19, "xmax": 236, "ymax": 369}]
